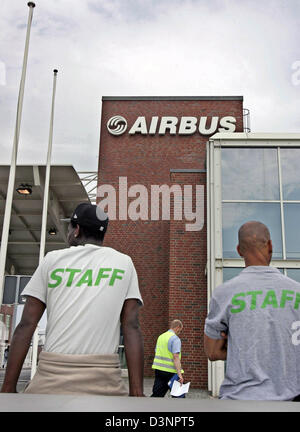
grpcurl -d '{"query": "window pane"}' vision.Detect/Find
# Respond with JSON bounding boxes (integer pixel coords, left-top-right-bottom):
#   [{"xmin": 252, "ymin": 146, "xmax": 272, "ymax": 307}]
[
  {"xmin": 287, "ymin": 269, "xmax": 300, "ymax": 283},
  {"xmin": 281, "ymin": 149, "xmax": 300, "ymax": 200},
  {"xmin": 3, "ymin": 276, "xmax": 17, "ymax": 305},
  {"xmin": 223, "ymin": 267, "xmax": 243, "ymax": 282},
  {"xmin": 284, "ymin": 204, "xmax": 300, "ymax": 258},
  {"xmin": 221, "ymin": 148, "xmax": 279, "ymax": 200},
  {"xmin": 222, "ymin": 203, "xmax": 282, "ymax": 258}
]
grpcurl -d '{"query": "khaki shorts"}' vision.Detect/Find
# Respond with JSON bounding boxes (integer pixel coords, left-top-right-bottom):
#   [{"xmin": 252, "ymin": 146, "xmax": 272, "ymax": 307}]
[{"xmin": 24, "ymin": 351, "xmax": 127, "ymax": 396}]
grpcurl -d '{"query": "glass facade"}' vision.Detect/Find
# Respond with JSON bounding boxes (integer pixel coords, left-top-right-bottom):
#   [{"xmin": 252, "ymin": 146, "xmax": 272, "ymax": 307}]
[
  {"xmin": 221, "ymin": 146, "xmax": 300, "ymax": 281},
  {"xmin": 207, "ymin": 136, "xmax": 300, "ymax": 395},
  {"xmin": 222, "ymin": 267, "xmax": 242, "ymax": 282},
  {"xmin": 284, "ymin": 204, "xmax": 300, "ymax": 259},
  {"xmin": 281, "ymin": 149, "xmax": 300, "ymax": 200},
  {"xmin": 287, "ymin": 269, "xmax": 300, "ymax": 283},
  {"xmin": 222, "ymin": 202, "xmax": 282, "ymax": 258},
  {"xmin": 221, "ymin": 148, "xmax": 279, "ymax": 201}
]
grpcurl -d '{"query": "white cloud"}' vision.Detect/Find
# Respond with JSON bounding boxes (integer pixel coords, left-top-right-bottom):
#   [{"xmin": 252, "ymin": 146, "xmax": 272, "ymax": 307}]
[{"xmin": 0, "ymin": 0, "xmax": 299, "ymax": 171}]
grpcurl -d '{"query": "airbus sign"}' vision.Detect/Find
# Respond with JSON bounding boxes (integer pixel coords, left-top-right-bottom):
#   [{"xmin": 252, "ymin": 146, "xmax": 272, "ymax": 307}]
[{"xmin": 107, "ymin": 115, "xmax": 236, "ymax": 136}]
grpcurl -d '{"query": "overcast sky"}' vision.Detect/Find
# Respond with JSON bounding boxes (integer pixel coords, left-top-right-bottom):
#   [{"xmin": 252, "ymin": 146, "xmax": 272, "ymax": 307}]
[{"xmin": 0, "ymin": 0, "xmax": 299, "ymax": 172}]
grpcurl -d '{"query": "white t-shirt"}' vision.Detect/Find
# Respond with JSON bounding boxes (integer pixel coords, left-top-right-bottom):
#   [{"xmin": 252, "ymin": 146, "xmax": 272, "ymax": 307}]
[{"xmin": 22, "ymin": 244, "xmax": 143, "ymax": 355}]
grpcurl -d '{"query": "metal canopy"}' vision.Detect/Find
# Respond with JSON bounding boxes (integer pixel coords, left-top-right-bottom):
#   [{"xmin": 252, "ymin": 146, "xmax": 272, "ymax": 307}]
[{"xmin": 0, "ymin": 164, "xmax": 90, "ymax": 276}]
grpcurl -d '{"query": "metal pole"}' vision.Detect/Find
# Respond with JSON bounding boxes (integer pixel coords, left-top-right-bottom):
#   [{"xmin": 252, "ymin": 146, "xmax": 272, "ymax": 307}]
[
  {"xmin": 39, "ymin": 69, "xmax": 58, "ymax": 263},
  {"xmin": 206, "ymin": 140, "xmax": 211, "ymax": 393},
  {"xmin": 0, "ymin": 2, "xmax": 36, "ymax": 306},
  {"xmin": 31, "ymin": 69, "xmax": 58, "ymax": 378}
]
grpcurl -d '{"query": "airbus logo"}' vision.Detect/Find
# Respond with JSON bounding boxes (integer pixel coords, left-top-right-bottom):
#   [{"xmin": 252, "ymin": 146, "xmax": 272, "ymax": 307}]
[
  {"xmin": 106, "ymin": 115, "xmax": 128, "ymax": 135},
  {"xmin": 107, "ymin": 115, "xmax": 236, "ymax": 136}
]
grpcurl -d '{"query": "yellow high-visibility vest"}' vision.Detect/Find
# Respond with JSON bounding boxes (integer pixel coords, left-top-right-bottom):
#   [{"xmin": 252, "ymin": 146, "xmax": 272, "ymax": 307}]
[{"xmin": 152, "ymin": 330, "xmax": 184, "ymax": 374}]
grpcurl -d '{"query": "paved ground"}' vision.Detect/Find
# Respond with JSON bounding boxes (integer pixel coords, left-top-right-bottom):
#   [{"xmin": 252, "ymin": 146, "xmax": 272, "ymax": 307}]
[
  {"xmin": 0, "ymin": 367, "xmax": 211, "ymax": 399},
  {"xmin": 1, "ymin": 368, "xmax": 300, "ymax": 413},
  {"xmin": 137, "ymin": 377, "xmax": 210, "ymax": 399}
]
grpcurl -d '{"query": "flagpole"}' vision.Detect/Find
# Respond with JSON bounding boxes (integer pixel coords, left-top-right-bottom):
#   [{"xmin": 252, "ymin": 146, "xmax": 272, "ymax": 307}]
[
  {"xmin": 39, "ymin": 69, "xmax": 58, "ymax": 263},
  {"xmin": 31, "ymin": 69, "xmax": 58, "ymax": 378},
  {"xmin": 0, "ymin": 2, "xmax": 36, "ymax": 306}
]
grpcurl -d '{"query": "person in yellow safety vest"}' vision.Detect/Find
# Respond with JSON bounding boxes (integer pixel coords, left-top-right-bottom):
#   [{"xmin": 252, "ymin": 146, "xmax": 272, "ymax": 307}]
[{"xmin": 151, "ymin": 319, "xmax": 184, "ymax": 397}]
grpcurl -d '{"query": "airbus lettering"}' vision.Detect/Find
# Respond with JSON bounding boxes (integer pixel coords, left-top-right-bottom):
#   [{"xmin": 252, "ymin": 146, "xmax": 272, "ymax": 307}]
[{"xmin": 107, "ymin": 115, "xmax": 236, "ymax": 136}]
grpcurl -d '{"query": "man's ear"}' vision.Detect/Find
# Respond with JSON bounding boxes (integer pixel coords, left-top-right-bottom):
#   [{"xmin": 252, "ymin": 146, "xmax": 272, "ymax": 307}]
[
  {"xmin": 268, "ymin": 239, "xmax": 273, "ymax": 254},
  {"xmin": 237, "ymin": 244, "xmax": 243, "ymax": 258},
  {"xmin": 74, "ymin": 224, "xmax": 80, "ymax": 238}
]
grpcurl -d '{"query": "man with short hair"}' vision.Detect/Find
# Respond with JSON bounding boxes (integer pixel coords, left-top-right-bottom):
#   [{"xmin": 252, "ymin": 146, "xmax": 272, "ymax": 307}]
[
  {"xmin": 151, "ymin": 319, "xmax": 184, "ymax": 397},
  {"xmin": 204, "ymin": 220, "xmax": 300, "ymax": 400},
  {"xmin": 1, "ymin": 203, "xmax": 144, "ymax": 396}
]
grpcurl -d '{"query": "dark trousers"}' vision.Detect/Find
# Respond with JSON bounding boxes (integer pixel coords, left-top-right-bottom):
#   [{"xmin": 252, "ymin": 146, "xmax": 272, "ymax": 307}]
[{"xmin": 151, "ymin": 369, "xmax": 174, "ymax": 397}]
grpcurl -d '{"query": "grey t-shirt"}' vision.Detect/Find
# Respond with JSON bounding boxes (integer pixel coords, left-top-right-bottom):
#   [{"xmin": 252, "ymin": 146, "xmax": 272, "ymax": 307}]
[{"xmin": 204, "ymin": 266, "xmax": 300, "ymax": 400}]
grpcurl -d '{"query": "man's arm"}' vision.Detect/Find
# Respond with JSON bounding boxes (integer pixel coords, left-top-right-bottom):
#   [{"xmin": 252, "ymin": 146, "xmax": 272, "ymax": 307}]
[
  {"xmin": 173, "ymin": 353, "xmax": 184, "ymax": 384},
  {"xmin": 121, "ymin": 299, "xmax": 144, "ymax": 396},
  {"xmin": 1, "ymin": 296, "xmax": 46, "ymax": 393},
  {"xmin": 204, "ymin": 333, "xmax": 227, "ymax": 361}
]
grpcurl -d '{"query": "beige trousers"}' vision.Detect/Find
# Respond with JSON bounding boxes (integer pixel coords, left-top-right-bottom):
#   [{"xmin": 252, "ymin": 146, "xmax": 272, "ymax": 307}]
[{"xmin": 24, "ymin": 351, "xmax": 127, "ymax": 396}]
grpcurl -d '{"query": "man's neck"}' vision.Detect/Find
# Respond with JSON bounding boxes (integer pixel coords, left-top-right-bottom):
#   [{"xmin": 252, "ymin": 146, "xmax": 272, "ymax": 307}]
[
  {"xmin": 244, "ymin": 256, "xmax": 270, "ymax": 267},
  {"xmin": 69, "ymin": 239, "xmax": 103, "ymax": 247}
]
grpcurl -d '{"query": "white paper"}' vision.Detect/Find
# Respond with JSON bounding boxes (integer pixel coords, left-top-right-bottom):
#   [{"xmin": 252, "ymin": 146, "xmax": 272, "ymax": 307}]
[{"xmin": 170, "ymin": 380, "xmax": 190, "ymax": 397}]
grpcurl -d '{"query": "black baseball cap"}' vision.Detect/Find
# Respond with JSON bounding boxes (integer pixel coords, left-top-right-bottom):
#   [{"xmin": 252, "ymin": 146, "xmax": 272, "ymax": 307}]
[{"xmin": 62, "ymin": 203, "xmax": 109, "ymax": 233}]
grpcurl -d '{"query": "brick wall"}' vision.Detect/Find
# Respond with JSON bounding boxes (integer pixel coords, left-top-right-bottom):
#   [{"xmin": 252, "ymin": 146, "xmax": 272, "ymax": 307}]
[
  {"xmin": 98, "ymin": 97, "xmax": 243, "ymax": 388},
  {"xmin": 169, "ymin": 171, "xmax": 207, "ymax": 387}
]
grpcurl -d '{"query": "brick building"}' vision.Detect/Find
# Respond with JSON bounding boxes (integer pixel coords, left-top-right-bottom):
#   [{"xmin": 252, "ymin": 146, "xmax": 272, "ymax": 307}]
[{"xmin": 97, "ymin": 96, "xmax": 244, "ymax": 388}]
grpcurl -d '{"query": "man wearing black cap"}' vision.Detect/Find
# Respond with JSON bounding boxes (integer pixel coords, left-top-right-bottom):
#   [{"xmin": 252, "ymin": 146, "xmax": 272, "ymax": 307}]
[{"xmin": 1, "ymin": 203, "xmax": 144, "ymax": 397}]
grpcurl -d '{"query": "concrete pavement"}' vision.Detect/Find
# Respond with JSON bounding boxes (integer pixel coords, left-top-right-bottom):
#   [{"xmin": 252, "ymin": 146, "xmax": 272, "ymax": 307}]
[
  {"xmin": 0, "ymin": 367, "xmax": 211, "ymax": 398},
  {"xmin": 1, "ymin": 368, "xmax": 300, "ymax": 412}
]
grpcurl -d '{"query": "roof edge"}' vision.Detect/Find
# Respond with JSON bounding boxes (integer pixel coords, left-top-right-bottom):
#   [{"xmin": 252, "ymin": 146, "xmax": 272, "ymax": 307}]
[
  {"xmin": 102, "ymin": 96, "xmax": 243, "ymax": 101},
  {"xmin": 210, "ymin": 132, "xmax": 300, "ymax": 140}
]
